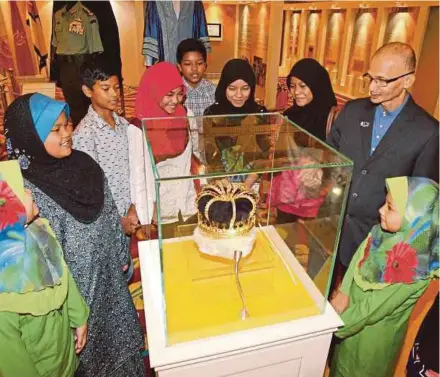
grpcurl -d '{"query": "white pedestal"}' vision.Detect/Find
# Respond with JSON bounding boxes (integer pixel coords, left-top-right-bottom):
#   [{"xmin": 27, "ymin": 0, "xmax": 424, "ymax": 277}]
[{"xmin": 139, "ymin": 227, "xmax": 342, "ymax": 377}]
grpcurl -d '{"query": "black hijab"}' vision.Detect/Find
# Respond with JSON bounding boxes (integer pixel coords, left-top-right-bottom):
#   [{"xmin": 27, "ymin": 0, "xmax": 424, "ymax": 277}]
[
  {"xmin": 4, "ymin": 94, "xmax": 104, "ymax": 223},
  {"xmin": 204, "ymin": 59, "xmax": 266, "ymax": 115},
  {"xmin": 284, "ymin": 58, "xmax": 337, "ymax": 141}
]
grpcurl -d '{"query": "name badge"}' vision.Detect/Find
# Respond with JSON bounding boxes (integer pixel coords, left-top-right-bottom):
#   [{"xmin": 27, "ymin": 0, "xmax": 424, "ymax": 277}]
[{"xmin": 360, "ymin": 121, "xmax": 370, "ymax": 128}]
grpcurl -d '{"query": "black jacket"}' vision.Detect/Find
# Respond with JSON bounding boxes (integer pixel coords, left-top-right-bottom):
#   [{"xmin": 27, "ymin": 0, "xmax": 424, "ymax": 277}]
[{"xmin": 327, "ymin": 95, "xmax": 439, "ymax": 266}]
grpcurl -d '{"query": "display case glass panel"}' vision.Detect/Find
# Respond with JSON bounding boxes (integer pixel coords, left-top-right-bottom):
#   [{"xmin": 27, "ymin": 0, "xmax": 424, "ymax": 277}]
[{"xmin": 142, "ymin": 113, "xmax": 352, "ymax": 346}]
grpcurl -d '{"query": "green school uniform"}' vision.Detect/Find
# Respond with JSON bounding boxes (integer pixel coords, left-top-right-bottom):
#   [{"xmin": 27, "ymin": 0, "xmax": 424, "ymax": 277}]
[
  {"xmin": 331, "ymin": 177, "xmax": 439, "ymax": 377},
  {"xmin": 330, "ymin": 239, "xmax": 429, "ymax": 377},
  {"xmin": 0, "ymin": 220, "xmax": 89, "ymax": 377}
]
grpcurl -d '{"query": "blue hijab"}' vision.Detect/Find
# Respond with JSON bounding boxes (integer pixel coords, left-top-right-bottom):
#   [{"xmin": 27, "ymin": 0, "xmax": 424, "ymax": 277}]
[
  {"xmin": 5, "ymin": 93, "xmax": 104, "ymax": 223},
  {"xmin": 29, "ymin": 93, "xmax": 70, "ymax": 143}
]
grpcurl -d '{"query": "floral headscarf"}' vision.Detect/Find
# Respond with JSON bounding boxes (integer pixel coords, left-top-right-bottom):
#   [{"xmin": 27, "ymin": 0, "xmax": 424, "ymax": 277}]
[
  {"xmin": 0, "ymin": 163, "xmax": 63, "ymax": 294},
  {"xmin": 356, "ymin": 176, "xmax": 439, "ymax": 289}
]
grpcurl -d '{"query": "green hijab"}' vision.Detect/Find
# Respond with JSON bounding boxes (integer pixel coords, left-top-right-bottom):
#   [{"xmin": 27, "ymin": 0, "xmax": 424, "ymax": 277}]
[{"xmin": 355, "ymin": 176, "xmax": 439, "ymax": 290}]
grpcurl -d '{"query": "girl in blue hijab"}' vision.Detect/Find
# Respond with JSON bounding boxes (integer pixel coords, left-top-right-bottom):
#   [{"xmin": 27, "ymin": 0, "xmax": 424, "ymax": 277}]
[{"xmin": 5, "ymin": 93, "xmax": 104, "ymax": 222}]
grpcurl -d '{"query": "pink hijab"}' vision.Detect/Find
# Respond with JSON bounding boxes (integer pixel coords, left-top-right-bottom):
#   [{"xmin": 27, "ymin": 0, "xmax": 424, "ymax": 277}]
[{"xmin": 135, "ymin": 62, "xmax": 187, "ymax": 158}]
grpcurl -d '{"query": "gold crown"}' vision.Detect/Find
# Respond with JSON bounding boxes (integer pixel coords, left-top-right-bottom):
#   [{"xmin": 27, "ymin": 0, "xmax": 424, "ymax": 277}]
[{"xmin": 196, "ymin": 181, "xmax": 259, "ymax": 239}]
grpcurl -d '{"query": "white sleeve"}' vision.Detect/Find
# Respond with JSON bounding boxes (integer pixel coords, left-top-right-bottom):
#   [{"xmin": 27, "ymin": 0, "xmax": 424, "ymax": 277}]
[
  {"xmin": 127, "ymin": 125, "xmax": 155, "ymax": 225},
  {"xmin": 187, "ymin": 108, "xmax": 203, "ymax": 162}
]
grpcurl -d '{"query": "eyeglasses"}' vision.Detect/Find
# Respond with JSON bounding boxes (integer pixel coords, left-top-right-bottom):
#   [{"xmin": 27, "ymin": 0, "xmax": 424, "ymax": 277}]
[{"xmin": 362, "ymin": 71, "xmax": 415, "ymax": 87}]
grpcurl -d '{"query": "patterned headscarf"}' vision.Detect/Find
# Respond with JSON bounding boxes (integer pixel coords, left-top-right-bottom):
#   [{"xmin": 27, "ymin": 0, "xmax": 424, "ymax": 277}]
[
  {"xmin": 356, "ymin": 177, "xmax": 439, "ymax": 289},
  {"xmin": 0, "ymin": 163, "xmax": 63, "ymax": 294}
]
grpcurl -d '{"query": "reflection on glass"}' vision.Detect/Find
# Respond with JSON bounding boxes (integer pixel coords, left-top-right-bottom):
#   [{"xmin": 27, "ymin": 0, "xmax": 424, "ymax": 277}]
[{"xmin": 142, "ymin": 113, "xmax": 353, "ymax": 345}]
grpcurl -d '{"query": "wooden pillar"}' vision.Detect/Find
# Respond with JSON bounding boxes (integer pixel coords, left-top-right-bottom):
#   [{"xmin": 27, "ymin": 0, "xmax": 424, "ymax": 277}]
[
  {"xmin": 297, "ymin": 10, "xmax": 308, "ymax": 61},
  {"xmin": 370, "ymin": 7, "xmax": 388, "ymax": 60},
  {"xmin": 234, "ymin": 4, "xmax": 240, "ymax": 58},
  {"xmin": 316, "ymin": 9, "xmax": 329, "ymax": 66},
  {"xmin": 338, "ymin": 8, "xmax": 356, "ymax": 89},
  {"xmin": 412, "ymin": 5, "xmax": 430, "ymax": 60},
  {"xmin": 264, "ymin": 1, "xmax": 284, "ymax": 110},
  {"xmin": 281, "ymin": 10, "xmax": 291, "ymax": 69}
]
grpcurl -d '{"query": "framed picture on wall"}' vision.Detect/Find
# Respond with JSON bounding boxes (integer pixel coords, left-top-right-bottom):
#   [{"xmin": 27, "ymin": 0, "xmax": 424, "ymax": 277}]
[{"xmin": 207, "ymin": 23, "xmax": 222, "ymax": 41}]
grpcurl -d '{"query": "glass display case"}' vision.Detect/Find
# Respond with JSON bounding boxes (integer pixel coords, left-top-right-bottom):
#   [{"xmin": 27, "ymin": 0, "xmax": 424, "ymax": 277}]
[{"xmin": 142, "ymin": 113, "xmax": 352, "ymax": 347}]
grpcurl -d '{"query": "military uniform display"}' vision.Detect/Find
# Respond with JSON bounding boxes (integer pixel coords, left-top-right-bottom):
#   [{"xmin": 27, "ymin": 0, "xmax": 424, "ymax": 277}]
[{"xmin": 52, "ymin": 2, "xmax": 104, "ymax": 126}]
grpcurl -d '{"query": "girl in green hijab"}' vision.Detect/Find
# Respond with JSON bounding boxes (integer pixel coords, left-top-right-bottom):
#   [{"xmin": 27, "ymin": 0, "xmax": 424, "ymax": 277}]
[
  {"xmin": 330, "ymin": 176, "xmax": 439, "ymax": 377},
  {"xmin": 0, "ymin": 166, "xmax": 89, "ymax": 377}
]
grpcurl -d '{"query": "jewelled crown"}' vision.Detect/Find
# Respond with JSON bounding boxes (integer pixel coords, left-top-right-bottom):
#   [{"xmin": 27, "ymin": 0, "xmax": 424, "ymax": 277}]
[{"xmin": 196, "ymin": 181, "xmax": 259, "ymax": 239}]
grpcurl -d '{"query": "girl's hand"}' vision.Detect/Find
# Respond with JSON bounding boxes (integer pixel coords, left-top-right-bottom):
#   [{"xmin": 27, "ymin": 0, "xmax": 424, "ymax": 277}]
[
  {"xmin": 244, "ymin": 173, "xmax": 258, "ymax": 189},
  {"xmin": 120, "ymin": 216, "xmax": 133, "ymax": 235},
  {"xmin": 74, "ymin": 323, "xmax": 88, "ymax": 354},
  {"xmin": 136, "ymin": 224, "xmax": 157, "ymax": 241},
  {"xmin": 426, "ymin": 371, "xmax": 440, "ymax": 377},
  {"xmin": 126, "ymin": 204, "xmax": 139, "ymax": 228},
  {"xmin": 23, "ymin": 189, "xmax": 39, "ymax": 223},
  {"xmin": 330, "ymin": 290, "xmax": 350, "ymax": 314}
]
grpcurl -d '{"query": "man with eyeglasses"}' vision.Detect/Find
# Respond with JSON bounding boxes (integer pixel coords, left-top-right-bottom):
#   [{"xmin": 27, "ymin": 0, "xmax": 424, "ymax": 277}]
[{"xmin": 327, "ymin": 41, "xmax": 439, "ymax": 270}]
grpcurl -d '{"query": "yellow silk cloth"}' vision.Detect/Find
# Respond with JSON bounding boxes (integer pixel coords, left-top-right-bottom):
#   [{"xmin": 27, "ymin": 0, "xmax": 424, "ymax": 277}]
[{"xmin": 163, "ymin": 231, "xmax": 320, "ymax": 345}]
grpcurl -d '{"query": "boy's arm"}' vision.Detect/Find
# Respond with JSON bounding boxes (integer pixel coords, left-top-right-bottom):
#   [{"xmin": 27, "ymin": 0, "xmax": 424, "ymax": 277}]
[
  {"xmin": 73, "ymin": 127, "xmax": 98, "ymax": 162},
  {"xmin": 337, "ymin": 279, "xmax": 428, "ymax": 339}
]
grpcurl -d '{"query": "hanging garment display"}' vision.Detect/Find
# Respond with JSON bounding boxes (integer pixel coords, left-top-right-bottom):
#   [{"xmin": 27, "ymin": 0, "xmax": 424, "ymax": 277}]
[
  {"xmin": 143, "ymin": 0, "xmax": 210, "ymax": 65},
  {"xmin": 51, "ymin": 1, "xmax": 104, "ymax": 126},
  {"xmin": 51, "ymin": 1, "xmax": 122, "ymax": 82},
  {"xmin": 26, "ymin": 1, "xmax": 48, "ymax": 73},
  {"xmin": 52, "ymin": 2, "xmax": 104, "ymax": 56},
  {"xmin": 50, "ymin": 1, "xmax": 123, "ymax": 125}
]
